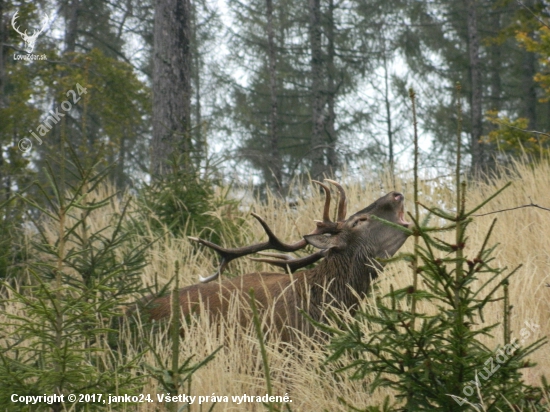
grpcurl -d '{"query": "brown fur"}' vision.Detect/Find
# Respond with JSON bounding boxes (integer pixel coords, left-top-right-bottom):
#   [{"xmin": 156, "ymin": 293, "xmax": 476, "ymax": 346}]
[{"xmin": 134, "ymin": 191, "xmax": 410, "ymax": 341}]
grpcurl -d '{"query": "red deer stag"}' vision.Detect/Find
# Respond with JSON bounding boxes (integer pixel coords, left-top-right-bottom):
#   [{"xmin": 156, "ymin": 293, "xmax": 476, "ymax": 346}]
[{"xmin": 137, "ymin": 180, "xmax": 411, "ymax": 341}]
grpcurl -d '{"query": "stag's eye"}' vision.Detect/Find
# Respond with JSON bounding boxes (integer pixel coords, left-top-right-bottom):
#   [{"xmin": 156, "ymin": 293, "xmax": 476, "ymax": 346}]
[{"xmin": 352, "ymin": 217, "xmax": 368, "ymax": 227}]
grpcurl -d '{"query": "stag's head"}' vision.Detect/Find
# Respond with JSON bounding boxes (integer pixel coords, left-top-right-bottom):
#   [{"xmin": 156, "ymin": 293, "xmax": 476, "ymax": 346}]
[
  {"xmin": 12, "ymin": 11, "xmax": 49, "ymax": 53},
  {"xmin": 190, "ymin": 179, "xmax": 411, "ymax": 282},
  {"xmin": 304, "ymin": 188, "xmax": 411, "ymax": 266}
]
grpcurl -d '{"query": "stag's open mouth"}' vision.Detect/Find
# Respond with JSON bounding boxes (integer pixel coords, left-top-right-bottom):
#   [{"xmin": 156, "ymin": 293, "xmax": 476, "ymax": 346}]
[{"xmin": 396, "ymin": 202, "xmax": 411, "ymax": 228}]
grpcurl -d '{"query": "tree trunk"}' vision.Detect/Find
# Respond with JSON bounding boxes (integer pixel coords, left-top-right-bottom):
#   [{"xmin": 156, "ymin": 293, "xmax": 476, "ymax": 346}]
[
  {"xmin": 0, "ymin": 0, "xmax": 5, "ymax": 111},
  {"xmin": 65, "ymin": 0, "xmax": 79, "ymax": 53},
  {"xmin": 0, "ymin": 0, "xmax": 6, "ymax": 201},
  {"xmin": 308, "ymin": 0, "xmax": 326, "ymax": 180},
  {"xmin": 191, "ymin": 3, "xmax": 204, "ymax": 166},
  {"xmin": 521, "ymin": 0, "xmax": 538, "ymax": 129},
  {"xmin": 523, "ymin": 48, "xmax": 537, "ymax": 129},
  {"xmin": 151, "ymin": 0, "xmax": 193, "ymax": 175},
  {"xmin": 484, "ymin": 4, "xmax": 502, "ymax": 170},
  {"xmin": 117, "ymin": 134, "xmax": 127, "ymax": 188},
  {"xmin": 464, "ymin": 0, "xmax": 483, "ymax": 173},
  {"xmin": 489, "ymin": 27, "xmax": 501, "ymax": 111},
  {"xmin": 325, "ymin": 0, "xmax": 338, "ymax": 177},
  {"xmin": 382, "ymin": 48, "xmax": 394, "ymax": 185},
  {"xmin": 266, "ymin": 0, "xmax": 282, "ymax": 190}
]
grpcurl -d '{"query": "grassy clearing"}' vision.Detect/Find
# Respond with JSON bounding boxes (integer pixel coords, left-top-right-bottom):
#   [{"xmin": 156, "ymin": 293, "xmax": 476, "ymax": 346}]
[{"xmin": 2, "ymin": 160, "xmax": 549, "ymax": 411}]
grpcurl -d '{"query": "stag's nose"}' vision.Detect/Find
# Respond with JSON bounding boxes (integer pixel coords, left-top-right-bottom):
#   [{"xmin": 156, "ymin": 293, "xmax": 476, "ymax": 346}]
[{"xmin": 393, "ymin": 192, "xmax": 404, "ymax": 202}]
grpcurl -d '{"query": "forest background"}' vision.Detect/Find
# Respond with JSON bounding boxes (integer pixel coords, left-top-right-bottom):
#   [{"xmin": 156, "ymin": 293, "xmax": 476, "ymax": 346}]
[
  {"xmin": 2, "ymin": 0, "xmax": 550, "ymax": 410},
  {"xmin": 2, "ymin": 0, "xmax": 550, "ymax": 193}
]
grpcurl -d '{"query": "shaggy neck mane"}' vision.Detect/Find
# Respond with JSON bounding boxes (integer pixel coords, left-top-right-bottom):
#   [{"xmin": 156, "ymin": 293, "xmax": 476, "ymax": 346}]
[{"xmin": 303, "ymin": 246, "xmax": 380, "ymax": 318}]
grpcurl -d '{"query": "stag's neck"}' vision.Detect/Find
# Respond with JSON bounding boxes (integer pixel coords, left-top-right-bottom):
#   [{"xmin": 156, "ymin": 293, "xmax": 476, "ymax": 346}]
[{"xmin": 304, "ymin": 249, "xmax": 381, "ymax": 314}]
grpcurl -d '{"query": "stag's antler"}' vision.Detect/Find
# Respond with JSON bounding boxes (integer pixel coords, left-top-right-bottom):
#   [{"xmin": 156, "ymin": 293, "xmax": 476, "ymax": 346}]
[
  {"xmin": 190, "ymin": 179, "xmax": 348, "ymax": 282},
  {"xmin": 250, "ymin": 179, "xmax": 348, "ymax": 271},
  {"xmin": 189, "ymin": 213, "xmax": 307, "ymax": 283},
  {"xmin": 249, "ymin": 250, "xmax": 327, "ymax": 273},
  {"xmin": 325, "ymin": 178, "xmax": 347, "ymax": 220}
]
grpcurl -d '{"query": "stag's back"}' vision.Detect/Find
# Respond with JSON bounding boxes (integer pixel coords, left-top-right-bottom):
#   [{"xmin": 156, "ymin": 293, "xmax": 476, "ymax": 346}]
[{"xmin": 140, "ymin": 271, "xmax": 317, "ymax": 340}]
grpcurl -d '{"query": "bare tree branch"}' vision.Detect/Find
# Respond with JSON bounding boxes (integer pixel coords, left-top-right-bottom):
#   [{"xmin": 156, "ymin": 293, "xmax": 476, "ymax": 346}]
[{"xmin": 473, "ymin": 199, "xmax": 550, "ymax": 217}]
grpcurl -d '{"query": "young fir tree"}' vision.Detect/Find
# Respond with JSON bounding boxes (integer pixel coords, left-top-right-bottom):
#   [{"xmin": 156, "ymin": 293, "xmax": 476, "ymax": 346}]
[
  {"xmin": 322, "ymin": 89, "xmax": 549, "ymax": 411},
  {"xmin": 0, "ymin": 143, "xmax": 150, "ymax": 411}
]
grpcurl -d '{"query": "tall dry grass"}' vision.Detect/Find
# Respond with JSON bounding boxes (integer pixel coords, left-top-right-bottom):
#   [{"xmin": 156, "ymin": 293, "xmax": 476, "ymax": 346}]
[
  {"xmin": 132, "ymin": 160, "xmax": 550, "ymax": 411},
  {"xmin": 3, "ymin": 160, "xmax": 550, "ymax": 411}
]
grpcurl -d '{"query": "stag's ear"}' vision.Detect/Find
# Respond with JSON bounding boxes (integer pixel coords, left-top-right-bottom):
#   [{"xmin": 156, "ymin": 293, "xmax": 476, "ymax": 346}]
[{"xmin": 304, "ymin": 233, "xmax": 345, "ymax": 250}]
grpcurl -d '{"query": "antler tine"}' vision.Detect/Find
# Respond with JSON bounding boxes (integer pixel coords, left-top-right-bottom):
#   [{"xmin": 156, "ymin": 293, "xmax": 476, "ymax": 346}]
[
  {"xmin": 189, "ymin": 213, "xmax": 308, "ymax": 283},
  {"xmin": 253, "ymin": 252, "xmax": 293, "ymax": 259},
  {"xmin": 311, "ymin": 180, "xmax": 332, "ymax": 222},
  {"xmin": 324, "ymin": 179, "xmax": 347, "ymax": 221},
  {"xmin": 198, "ymin": 259, "xmax": 229, "ymax": 283},
  {"xmin": 250, "ymin": 250, "xmax": 326, "ymax": 273},
  {"xmin": 250, "ymin": 213, "xmax": 307, "ymax": 251}
]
